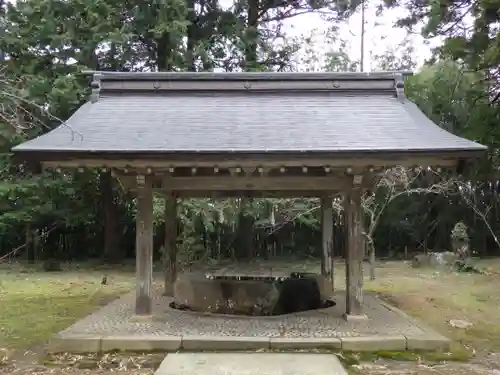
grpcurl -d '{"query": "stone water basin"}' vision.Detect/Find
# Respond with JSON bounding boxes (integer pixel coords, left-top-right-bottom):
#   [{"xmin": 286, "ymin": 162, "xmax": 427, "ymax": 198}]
[{"xmin": 172, "ymin": 270, "xmax": 334, "ymax": 316}]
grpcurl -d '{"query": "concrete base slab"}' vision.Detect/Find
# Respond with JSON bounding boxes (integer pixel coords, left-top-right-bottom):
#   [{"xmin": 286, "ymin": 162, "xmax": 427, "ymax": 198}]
[
  {"xmin": 270, "ymin": 337, "xmax": 341, "ymax": 350},
  {"xmin": 341, "ymin": 335, "xmax": 407, "ymax": 351},
  {"xmin": 342, "ymin": 313, "xmax": 368, "ymax": 321},
  {"xmin": 49, "ymin": 332, "xmax": 451, "ymax": 353},
  {"xmin": 406, "ymin": 335, "xmax": 451, "ymax": 351},
  {"xmin": 181, "ymin": 336, "xmax": 269, "ymax": 351},
  {"xmin": 155, "ymin": 352, "xmax": 348, "ymax": 375},
  {"xmin": 51, "ymin": 288, "xmax": 451, "ymax": 354},
  {"xmin": 47, "ymin": 335, "xmax": 101, "ymax": 353},
  {"xmin": 101, "ymin": 335, "xmax": 181, "ymax": 352},
  {"xmin": 129, "ymin": 315, "xmax": 155, "ymax": 323}
]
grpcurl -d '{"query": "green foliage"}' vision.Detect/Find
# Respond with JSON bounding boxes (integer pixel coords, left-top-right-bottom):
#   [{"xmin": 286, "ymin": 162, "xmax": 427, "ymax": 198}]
[
  {"xmin": 455, "ymin": 261, "xmax": 483, "ymax": 274},
  {"xmin": 387, "ymin": 0, "xmax": 500, "ymax": 106},
  {"xmin": 0, "ymin": 0, "xmax": 499, "ymax": 264},
  {"xmin": 406, "ymin": 60, "xmax": 500, "ymax": 173}
]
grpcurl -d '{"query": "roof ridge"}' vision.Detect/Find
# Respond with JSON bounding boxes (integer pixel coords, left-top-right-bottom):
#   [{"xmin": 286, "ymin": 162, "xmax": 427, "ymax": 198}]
[
  {"xmin": 87, "ymin": 71, "xmax": 413, "ymax": 97},
  {"xmin": 83, "ymin": 71, "xmax": 414, "ymax": 82}
]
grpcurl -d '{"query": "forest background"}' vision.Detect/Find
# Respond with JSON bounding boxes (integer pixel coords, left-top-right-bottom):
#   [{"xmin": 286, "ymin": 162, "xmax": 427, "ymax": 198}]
[{"xmin": 0, "ymin": 0, "xmax": 499, "ymax": 266}]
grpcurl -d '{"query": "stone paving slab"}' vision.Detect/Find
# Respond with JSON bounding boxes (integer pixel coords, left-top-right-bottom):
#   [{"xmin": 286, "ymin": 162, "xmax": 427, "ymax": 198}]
[
  {"xmin": 47, "ymin": 334, "xmax": 449, "ymax": 353},
  {"xmin": 341, "ymin": 335, "xmax": 407, "ymax": 351},
  {"xmin": 182, "ymin": 335, "xmax": 270, "ymax": 351},
  {"xmin": 406, "ymin": 335, "xmax": 451, "ymax": 351},
  {"xmin": 48, "ymin": 335, "xmax": 101, "ymax": 353},
  {"xmin": 270, "ymin": 337, "xmax": 342, "ymax": 350},
  {"xmin": 100, "ymin": 335, "xmax": 182, "ymax": 352},
  {"xmin": 48, "ymin": 285, "xmax": 450, "ymax": 353},
  {"xmin": 154, "ymin": 352, "xmax": 348, "ymax": 375}
]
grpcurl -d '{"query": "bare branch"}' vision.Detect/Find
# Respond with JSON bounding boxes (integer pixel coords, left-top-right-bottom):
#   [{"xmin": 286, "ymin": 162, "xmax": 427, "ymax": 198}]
[
  {"xmin": 0, "ymin": 67, "xmax": 82, "ymax": 140},
  {"xmin": 329, "ymin": 165, "xmax": 499, "ymax": 280}
]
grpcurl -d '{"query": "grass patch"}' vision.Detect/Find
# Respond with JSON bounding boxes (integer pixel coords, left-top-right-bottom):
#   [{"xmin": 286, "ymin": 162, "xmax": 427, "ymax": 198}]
[
  {"xmin": 364, "ymin": 259, "xmax": 500, "ymax": 354},
  {"xmin": 362, "ymin": 348, "xmax": 471, "ymax": 362},
  {"xmin": 0, "ymin": 264, "xmax": 134, "ymax": 350},
  {"xmin": 359, "ymin": 350, "xmax": 420, "ymax": 361},
  {"xmin": 347, "ymin": 368, "xmax": 364, "ymax": 375},
  {"xmin": 338, "ymin": 347, "xmax": 472, "ymax": 367}
]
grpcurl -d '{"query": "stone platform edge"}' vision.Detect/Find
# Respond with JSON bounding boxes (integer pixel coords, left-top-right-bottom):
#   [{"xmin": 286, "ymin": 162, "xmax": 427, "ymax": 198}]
[{"xmin": 46, "ymin": 333, "xmax": 450, "ymax": 353}]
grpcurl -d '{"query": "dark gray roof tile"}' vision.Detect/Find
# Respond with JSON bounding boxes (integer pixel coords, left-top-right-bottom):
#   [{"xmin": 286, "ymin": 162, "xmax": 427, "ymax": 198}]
[{"xmin": 12, "ymin": 72, "xmax": 487, "ymax": 156}]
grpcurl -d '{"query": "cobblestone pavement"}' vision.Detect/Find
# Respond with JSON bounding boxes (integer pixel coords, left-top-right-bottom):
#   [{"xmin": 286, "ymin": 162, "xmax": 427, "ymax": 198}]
[{"xmin": 57, "ymin": 285, "xmax": 431, "ymax": 339}]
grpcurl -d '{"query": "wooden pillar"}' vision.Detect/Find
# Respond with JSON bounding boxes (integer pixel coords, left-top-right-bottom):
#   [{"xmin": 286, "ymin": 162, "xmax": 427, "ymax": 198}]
[
  {"xmin": 320, "ymin": 195, "xmax": 334, "ymax": 290},
  {"xmin": 135, "ymin": 174, "xmax": 153, "ymax": 316},
  {"xmin": 343, "ymin": 177, "xmax": 366, "ymax": 320},
  {"xmin": 163, "ymin": 192, "xmax": 178, "ymax": 296}
]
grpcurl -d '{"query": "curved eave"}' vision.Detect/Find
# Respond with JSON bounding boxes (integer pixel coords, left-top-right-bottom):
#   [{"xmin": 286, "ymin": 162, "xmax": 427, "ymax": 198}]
[
  {"xmin": 12, "ymin": 147, "xmax": 487, "ymax": 165},
  {"xmin": 11, "ymin": 78, "xmax": 488, "ymax": 166}
]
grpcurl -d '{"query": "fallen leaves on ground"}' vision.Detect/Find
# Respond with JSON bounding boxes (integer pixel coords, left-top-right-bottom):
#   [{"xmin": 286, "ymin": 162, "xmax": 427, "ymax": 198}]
[{"xmin": 0, "ymin": 352, "xmax": 162, "ymax": 375}]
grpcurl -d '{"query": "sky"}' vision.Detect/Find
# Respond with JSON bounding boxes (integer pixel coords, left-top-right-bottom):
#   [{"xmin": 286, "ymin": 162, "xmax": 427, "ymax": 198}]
[{"xmin": 274, "ymin": 1, "xmax": 441, "ymax": 72}]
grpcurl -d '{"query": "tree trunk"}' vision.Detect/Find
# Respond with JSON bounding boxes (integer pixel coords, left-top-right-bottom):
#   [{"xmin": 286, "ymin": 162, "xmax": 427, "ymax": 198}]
[
  {"xmin": 33, "ymin": 229, "xmax": 40, "ymax": 261},
  {"xmin": 368, "ymin": 240, "xmax": 375, "ymax": 280},
  {"xmin": 25, "ymin": 224, "xmax": 34, "ymax": 264},
  {"xmin": 320, "ymin": 196, "xmax": 334, "ymax": 289},
  {"xmin": 100, "ymin": 171, "xmax": 121, "ymax": 262},
  {"xmin": 164, "ymin": 194, "xmax": 178, "ymax": 296},
  {"xmin": 244, "ymin": 0, "xmax": 259, "ymax": 71},
  {"xmin": 155, "ymin": 5, "xmax": 173, "ymax": 74},
  {"xmin": 185, "ymin": 0, "xmax": 197, "ymax": 72},
  {"xmin": 0, "ymin": 0, "xmax": 4, "ymax": 63},
  {"xmin": 235, "ymin": 197, "xmax": 254, "ymax": 260}
]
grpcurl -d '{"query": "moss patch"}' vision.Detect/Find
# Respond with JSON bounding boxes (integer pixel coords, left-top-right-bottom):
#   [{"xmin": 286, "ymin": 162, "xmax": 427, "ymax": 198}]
[{"xmin": 336, "ymin": 346, "xmax": 472, "ymax": 368}]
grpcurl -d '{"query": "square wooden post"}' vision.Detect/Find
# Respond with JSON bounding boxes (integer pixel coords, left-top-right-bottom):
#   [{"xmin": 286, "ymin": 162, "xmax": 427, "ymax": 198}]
[
  {"xmin": 343, "ymin": 177, "xmax": 367, "ymax": 320},
  {"xmin": 135, "ymin": 174, "xmax": 153, "ymax": 316},
  {"xmin": 163, "ymin": 192, "xmax": 178, "ymax": 296},
  {"xmin": 320, "ymin": 195, "xmax": 334, "ymax": 291}
]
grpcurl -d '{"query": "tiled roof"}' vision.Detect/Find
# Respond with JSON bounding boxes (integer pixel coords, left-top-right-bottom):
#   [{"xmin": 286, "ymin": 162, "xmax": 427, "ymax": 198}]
[{"xmin": 12, "ymin": 72, "xmax": 487, "ymax": 156}]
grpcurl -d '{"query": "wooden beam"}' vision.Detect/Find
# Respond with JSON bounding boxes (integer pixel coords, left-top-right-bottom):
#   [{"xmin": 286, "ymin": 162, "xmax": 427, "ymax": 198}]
[
  {"xmin": 320, "ymin": 195, "xmax": 334, "ymax": 292},
  {"xmin": 100, "ymin": 77, "xmax": 396, "ymax": 92},
  {"xmin": 155, "ymin": 190, "xmax": 344, "ymax": 198},
  {"xmin": 161, "ymin": 176, "xmax": 350, "ymax": 191},
  {"xmin": 115, "ymin": 174, "xmax": 137, "ymax": 190},
  {"xmin": 343, "ymin": 176, "xmax": 366, "ymax": 320},
  {"xmin": 42, "ymin": 154, "xmax": 461, "ymax": 170},
  {"xmin": 114, "ymin": 173, "xmax": 351, "ymax": 195},
  {"xmin": 135, "ymin": 174, "xmax": 153, "ymax": 315},
  {"xmin": 163, "ymin": 192, "xmax": 178, "ymax": 296},
  {"xmin": 107, "ymin": 170, "xmax": 380, "ymax": 197}
]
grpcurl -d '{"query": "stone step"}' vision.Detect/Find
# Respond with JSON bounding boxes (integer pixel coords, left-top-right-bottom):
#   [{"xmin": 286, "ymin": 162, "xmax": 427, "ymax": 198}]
[{"xmin": 154, "ymin": 352, "xmax": 348, "ymax": 375}]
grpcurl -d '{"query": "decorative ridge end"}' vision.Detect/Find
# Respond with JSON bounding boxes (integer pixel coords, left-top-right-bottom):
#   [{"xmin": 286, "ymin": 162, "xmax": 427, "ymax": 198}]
[
  {"xmin": 90, "ymin": 73, "xmax": 102, "ymax": 103},
  {"xmin": 394, "ymin": 72, "xmax": 406, "ymax": 102}
]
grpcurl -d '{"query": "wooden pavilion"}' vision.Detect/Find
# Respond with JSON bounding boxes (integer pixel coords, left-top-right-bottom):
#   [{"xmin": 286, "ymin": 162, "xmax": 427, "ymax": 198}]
[{"xmin": 12, "ymin": 71, "xmax": 486, "ymax": 319}]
